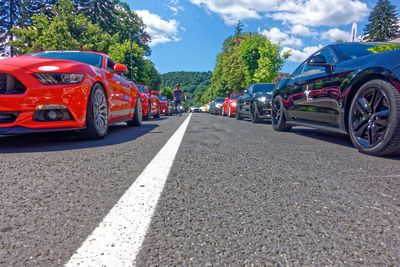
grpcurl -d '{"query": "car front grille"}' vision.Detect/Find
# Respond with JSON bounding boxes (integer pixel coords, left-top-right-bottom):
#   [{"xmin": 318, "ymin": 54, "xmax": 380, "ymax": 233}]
[
  {"xmin": 0, "ymin": 112, "xmax": 20, "ymax": 123},
  {"xmin": 0, "ymin": 73, "xmax": 27, "ymax": 95}
]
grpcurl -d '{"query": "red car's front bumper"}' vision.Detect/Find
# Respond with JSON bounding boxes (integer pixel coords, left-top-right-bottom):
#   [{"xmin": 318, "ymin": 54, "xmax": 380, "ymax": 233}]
[{"xmin": 0, "ymin": 65, "xmax": 91, "ymax": 133}]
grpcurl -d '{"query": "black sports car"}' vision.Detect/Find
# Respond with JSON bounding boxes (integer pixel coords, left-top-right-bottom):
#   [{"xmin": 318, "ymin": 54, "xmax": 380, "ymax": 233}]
[
  {"xmin": 236, "ymin": 83, "xmax": 275, "ymax": 123},
  {"xmin": 271, "ymin": 42, "xmax": 400, "ymax": 156},
  {"xmin": 211, "ymin": 97, "xmax": 225, "ymax": 114}
]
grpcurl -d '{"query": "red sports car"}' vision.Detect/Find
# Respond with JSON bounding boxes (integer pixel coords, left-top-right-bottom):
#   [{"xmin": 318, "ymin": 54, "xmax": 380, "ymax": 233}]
[
  {"xmin": 156, "ymin": 95, "xmax": 173, "ymax": 115},
  {"xmin": 135, "ymin": 85, "xmax": 160, "ymax": 119},
  {"xmin": 0, "ymin": 51, "xmax": 142, "ymax": 139},
  {"xmin": 222, "ymin": 93, "xmax": 244, "ymax": 117}
]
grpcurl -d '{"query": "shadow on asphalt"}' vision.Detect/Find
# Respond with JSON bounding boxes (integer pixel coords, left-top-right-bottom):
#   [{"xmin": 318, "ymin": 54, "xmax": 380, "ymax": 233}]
[
  {"xmin": 291, "ymin": 128, "xmax": 400, "ymax": 159},
  {"xmin": 0, "ymin": 123, "xmax": 158, "ymax": 154}
]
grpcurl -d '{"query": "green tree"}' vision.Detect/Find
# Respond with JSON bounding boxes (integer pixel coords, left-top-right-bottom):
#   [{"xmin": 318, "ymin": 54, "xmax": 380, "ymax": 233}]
[
  {"xmin": 10, "ymin": 0, "xmax": 118, "ymax": 54},
  {"xmin": 161, "ymin": 86, "xmax": 173, "ymax": 100},
  {"xmin": 108, "ymin": 40, "xmax": 145, "ymax": 82},
  {"xmin": 75, "ymin": 0, "xmax": 118, "ymax": 35},
  {"xmin": 240, "ymin": 34, "xmax": 267, "ymax": 84},
  {"xmin": 363, "ymin": 0, "xmax": 400, "ymax": 41},
  {"xmin": 253, "ymin": 39, "xmax": 290, "ymax": 83},
  {"xmin": 0, "ymin": 0, "xmax": 23, "ymax": 56}
]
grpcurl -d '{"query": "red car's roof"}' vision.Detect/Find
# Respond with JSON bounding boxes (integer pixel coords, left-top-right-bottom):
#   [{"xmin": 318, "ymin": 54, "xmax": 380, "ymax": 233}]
[{"xmin": 21, "ymin": 51, "xmax": 107, "ymax": 57}]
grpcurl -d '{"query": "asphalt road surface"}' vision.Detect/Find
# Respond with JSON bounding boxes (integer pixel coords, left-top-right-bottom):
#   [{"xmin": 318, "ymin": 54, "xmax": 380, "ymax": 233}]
[{"xmin": 1, "ymin": 113, "xmax": 399, "ymax": 266}]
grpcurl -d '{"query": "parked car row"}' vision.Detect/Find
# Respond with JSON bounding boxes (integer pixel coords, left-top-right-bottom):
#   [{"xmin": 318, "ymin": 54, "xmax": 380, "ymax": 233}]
[
  {"xmin": 0, "ymin": 50, "xmax": 171, "ymax": 140},
  {"xmin": 207, "ymin": 42, "xmax": 400, "ymax": 156}
]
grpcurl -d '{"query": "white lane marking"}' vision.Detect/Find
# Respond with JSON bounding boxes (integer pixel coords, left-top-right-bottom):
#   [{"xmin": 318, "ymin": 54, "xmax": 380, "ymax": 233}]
[{"xmin": 66, "ymin": 114, "xmax": 192, "ymax": 267}]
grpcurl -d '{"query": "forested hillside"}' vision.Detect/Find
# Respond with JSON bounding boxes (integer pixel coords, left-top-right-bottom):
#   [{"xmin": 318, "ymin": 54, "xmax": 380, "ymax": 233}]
[{"xmin": 161, "ymin": 71, "xmax": 212, "ymax": 104}]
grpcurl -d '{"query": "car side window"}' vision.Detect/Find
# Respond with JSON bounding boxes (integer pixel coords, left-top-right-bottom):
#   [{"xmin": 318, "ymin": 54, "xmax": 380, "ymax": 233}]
[
  {"xmin": 292, "ymin": 63, "xmax": 305, "ymax": 77},
  {"xmin": 301, "ymin": 49, "xmax": 336, "ymax": 75},
  {"xmin": 106, "ymin": 58, "xmax": 115, "ymax": 73},
  {"xmin": 317, "ymin": 49, "xmax": 336, "ymax": 64}
]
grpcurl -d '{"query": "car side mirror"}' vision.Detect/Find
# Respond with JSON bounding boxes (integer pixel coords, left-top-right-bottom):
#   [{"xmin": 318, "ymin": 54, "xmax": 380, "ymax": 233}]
[
  {"xmin": 307, "ymin": 54, "xmax": 330, "ymax": 67},
  {"xmin": 151, "ymin": 90, "xmax": 157, "ymax": 95},
  {"xmin": 225, "ymin": 97, "xmax": 229, "ymax": 101},
  {"xmin": 114, "ymin": 63, "xmax": 128, "ymax": 74}
]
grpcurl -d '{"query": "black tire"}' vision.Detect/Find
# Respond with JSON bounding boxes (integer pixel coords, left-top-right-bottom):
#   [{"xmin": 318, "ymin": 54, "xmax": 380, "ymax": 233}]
[
  {"xmin": 127, "ymin": 97, "xmax": 142, "ymax": 127},
  {"xmin": 236, "ymin": 105, "xmax": 243, "ymax": 120},
  {"xmin": 251, "ymin": 101, "xmax": 261, "ymax": 123},
  {"xmin": 143, "ymin": 102, "xmax": 151, "ymax": 120},
  {"xmin": 348, "ymin": 79, "xmax": 400, "ymax": 156},
  {"xmin": 153, "ymin": 105, "xmax": 160, "ymax": 118},
  {"xmin": 80, "ymin": 83, "xmax": 109, "ymax": 140},
  {"xmin": 271, "ymin": 96, "xmax": 291, "ymax": 131}
]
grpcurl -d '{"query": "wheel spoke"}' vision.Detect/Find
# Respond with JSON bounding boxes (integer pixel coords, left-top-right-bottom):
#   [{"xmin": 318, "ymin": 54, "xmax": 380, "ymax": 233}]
[
  {"xmin": 370, "ymin": 89, "xmax": 377, "ymax": 111},
  {"xmin": 373, "ymin": 93, "xmax": 384, "ymax": 113},
  {"xmin": 376, "ymin": 109, "xmax": 389, "ymax": 117},
  {"xmin": 356, "ymin": 99, "xmax": 369, "ymax": 117},
  {"xmin": 368, "ymin": 123, "xmax": 379, "ymax": 146},
  {"xmin": 355, "ymin": 120, "xmax": 368, "ymax": 137}
]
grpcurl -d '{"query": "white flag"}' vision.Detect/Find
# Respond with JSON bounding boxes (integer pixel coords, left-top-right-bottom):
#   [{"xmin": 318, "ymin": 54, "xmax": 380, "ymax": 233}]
[{"xmin": 351, "ymin": 22, "xmax": 357, "ymax": 42}]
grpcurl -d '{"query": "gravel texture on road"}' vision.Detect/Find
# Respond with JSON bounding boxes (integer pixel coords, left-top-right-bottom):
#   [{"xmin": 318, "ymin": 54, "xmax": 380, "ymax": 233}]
[
  {"xmin": 0, "ymin": 115, "xmax": 186, "ymax": 266},
  {"xmin": 136, "ymin": 113, "xmax": 400, "ymax": 266}
]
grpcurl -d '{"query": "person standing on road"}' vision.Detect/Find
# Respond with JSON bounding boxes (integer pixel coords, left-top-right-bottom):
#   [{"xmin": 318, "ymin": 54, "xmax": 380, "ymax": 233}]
[{"xmin": 173, "ymin": 83, "xmax": 183, "ymax": 116}]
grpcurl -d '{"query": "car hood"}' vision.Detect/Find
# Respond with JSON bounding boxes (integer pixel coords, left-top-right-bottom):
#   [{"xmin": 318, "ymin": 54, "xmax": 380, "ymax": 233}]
[
  {"xmin": 254, "ymin": 91, "xmax": 273, "ymax": 99},
  {"xmin": 0, "ymin": 56, "xmax": 84, "ymax": 72}
]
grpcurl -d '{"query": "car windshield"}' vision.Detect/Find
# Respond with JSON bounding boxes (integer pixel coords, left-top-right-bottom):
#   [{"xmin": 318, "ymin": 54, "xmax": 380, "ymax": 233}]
[
  {"xmin": 136, "ymin": 85, "xmax": 148, "ymax": 94},
  {"xmin": 253, "ymin": 84, "xmax": 275, "ymax": 93},
  {"xmin": 230, "ymin": 94, "xmax": 242, "ymax": 100},
  {"xmin": 336, "ymin": 43, "xmax": 400, "ymax": 60},
  {"xmin": 26, "ymin": 51, "xmax": 103, "ymax": 68},
  {"xmin": 157, "ymin": 96, "xmax": 167, "ymax": 101},
  {"xmin": 215, "ymin": 98, "xmax": 225, "ymax": 103}
]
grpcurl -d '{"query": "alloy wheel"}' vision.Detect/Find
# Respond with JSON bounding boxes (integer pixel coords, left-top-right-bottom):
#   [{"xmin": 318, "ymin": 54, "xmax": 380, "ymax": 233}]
[
  {"xmin": 93, "ymin": 86, "xmax": 108, "ymax": 135},
  {"xmin": 350, "ymin": 87, "xmax": 390, "ymax": 148}
]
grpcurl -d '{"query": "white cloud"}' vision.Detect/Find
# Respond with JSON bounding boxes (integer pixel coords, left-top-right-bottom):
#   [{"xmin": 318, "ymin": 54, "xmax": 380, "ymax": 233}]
[
  {"xmin": 135, "ymin": 10, "xmax": 180, "ymax": 46},
  {"xmin": 169, "ymin": 0, "xmax": 184, "ymax": 15},
  {"xmin": 190, "ymin": 0, "xmax": 280, "ymax": 25},
  {"xmin": 321, "ymin": 28, "xmax": 351, "ymax": 42},
  {"xmin": 189, "ymin": 0, "xmax": 369, "ymax": 27},
  {"xmin": 261, "ymin": 27, "xmax": 303, "ymax": 47},
  {"xmin": 283, "ymin": 45, "xmax": 323, "ymax": 62},
  {"xmin": 273, "ymin": 0, "xmax": 369, "ymax": 27},
  {"xmin": 290, "ymin": 25, "xmax": 316, "ymax": 37}
]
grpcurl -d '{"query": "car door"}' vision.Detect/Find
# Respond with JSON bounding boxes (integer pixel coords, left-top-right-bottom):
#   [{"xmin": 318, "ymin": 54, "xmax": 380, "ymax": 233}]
[{"xmin": 290, "ymin": 48, "xmax": 339, "ymax": 125}]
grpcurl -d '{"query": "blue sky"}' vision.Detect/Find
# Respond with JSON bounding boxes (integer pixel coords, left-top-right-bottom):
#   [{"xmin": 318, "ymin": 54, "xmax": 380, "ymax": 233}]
[{"xmin": 128, "ymin": 0, "xmax": 396, "ymax": 74}]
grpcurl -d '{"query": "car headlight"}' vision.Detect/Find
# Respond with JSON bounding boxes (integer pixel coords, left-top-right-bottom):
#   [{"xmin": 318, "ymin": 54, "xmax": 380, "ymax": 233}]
[
  {"xmin": 33, "ymin": 73, "xmax": 85, "ymax": 84},
  {"xmin": 258, "ymin": 96, "xmax": 267, "ymax": 102},
  {"xmin": 232, "ymin": 102, "xmax": 237, "ymax": 107}
]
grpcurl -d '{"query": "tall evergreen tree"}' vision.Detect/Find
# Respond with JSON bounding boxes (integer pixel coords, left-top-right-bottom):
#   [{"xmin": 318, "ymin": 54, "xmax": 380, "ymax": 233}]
[
  {"xmin": 234, "ymin": 20, "xmax": 243, "ymax": 36},
  {"xmin": 363, "ymin": 0, "xmax": 400, "ymax": 41},
  {"xmin": 0, "ymin": 0, "xmax": 23, "ymax": 56},
  {"xmin": 75, "ymin": 0, "xmax": 118, "ymax": 35}
]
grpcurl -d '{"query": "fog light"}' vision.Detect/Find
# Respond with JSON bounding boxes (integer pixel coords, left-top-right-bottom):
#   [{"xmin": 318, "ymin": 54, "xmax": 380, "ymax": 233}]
[{"xmin": 46, "ymin": 110, "xmax": 59, "ymax": 121}]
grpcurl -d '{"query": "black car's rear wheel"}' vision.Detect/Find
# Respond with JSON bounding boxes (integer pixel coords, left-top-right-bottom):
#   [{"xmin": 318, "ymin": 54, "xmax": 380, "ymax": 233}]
[
  {"xmin": 80, "ymin": 83, "xmax": 109, "ymax": 140},
  {"xmin": 251, "ymin": 101, "xmax": 261, "ymax": 123},
  {"xmin": 272, "ymin": 96, "xmax": 291, "ymax": 131},
  {"xmin": 349, "ymin": 79, "xmax": 400, "ymax": 156}
]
